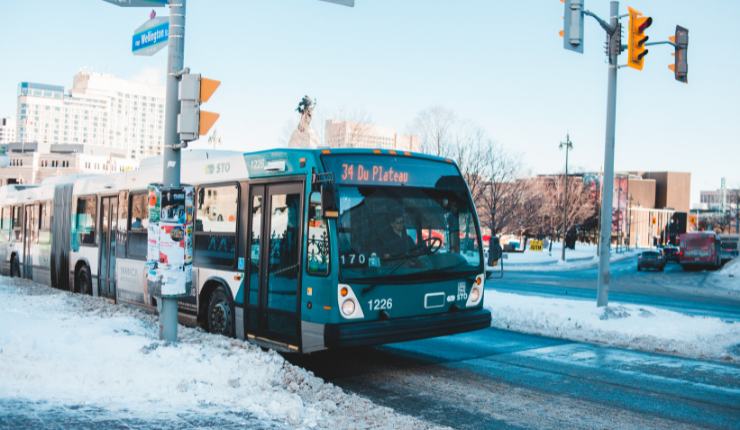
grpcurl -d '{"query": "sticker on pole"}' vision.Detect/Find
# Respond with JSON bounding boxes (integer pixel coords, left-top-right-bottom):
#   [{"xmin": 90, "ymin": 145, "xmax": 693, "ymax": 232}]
[{"xmin": 132, "ymin": 16, "xmax": 169, "ymax": 56}]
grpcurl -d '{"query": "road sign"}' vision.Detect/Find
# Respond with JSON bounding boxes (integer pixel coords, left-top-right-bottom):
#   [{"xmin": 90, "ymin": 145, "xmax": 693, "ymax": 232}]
[
  {"xmin": 102, "ymin": 0, "xmax": 167, "ymax": 7},
  {"xmin": 132, "ymin": 17, "xmax": 169, "ymax": 56}
]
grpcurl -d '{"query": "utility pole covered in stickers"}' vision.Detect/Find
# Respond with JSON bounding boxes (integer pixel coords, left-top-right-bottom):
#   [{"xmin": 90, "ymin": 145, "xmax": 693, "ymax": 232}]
[{"xmin": 146, "ymin": 185, "xmax": 195, "ymax": 298}]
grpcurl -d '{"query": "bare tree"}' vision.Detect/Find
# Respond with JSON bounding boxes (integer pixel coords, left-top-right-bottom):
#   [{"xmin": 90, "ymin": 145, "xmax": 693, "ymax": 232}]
[
  {"xmin": 409, "ymin": 106, "xmax": 457, "ymax": 157},
  {"xmin": 452, "ymin": 123, "xmax": 490, "ymax": 204},
  {"xmin": 477, "ymin": 143, "xmax": 525, "ymax": 235},
  {"xmin": 537, "ymin": 175, "xmax": 596, "ymax": 241},
  {"xmin": 409, "ymin": 106, "xmax": 538, "ymax": 241}
]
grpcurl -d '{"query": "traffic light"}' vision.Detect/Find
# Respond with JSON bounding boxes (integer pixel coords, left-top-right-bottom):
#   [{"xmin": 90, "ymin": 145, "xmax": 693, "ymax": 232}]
[
  {"xmin": 177, "ymin": 73, "xmax": 221, "ymax": 142},
  {"xmin": 627, "ymin": 7, "xmax": 652, "ymax": 70},
  {"xmin": 669, "ymin": 25, "xmax": 689, "ymax": 83},
  {"xmin": 561, "ymin": 0, "xmax": 584, "ymax": 53}
]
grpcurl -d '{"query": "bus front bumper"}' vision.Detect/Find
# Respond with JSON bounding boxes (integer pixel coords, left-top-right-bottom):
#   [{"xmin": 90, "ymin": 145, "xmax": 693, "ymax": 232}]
[{"xmin": 323, "ymin": 308, "xmax": 492, "ymax": 349}]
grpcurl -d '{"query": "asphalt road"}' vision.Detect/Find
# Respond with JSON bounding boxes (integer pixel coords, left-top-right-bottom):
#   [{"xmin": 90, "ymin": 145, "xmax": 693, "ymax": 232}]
[
  {"xmin": 494, "ymin": 256, "xmax": 740, "ymax": 320},
  {"xmin": 291, "ymin": 258, "xmax": 740, "ymax": 429},
  {"xmin": 292, "ymin": 327, "xmax": 740, "ymax": 430}
]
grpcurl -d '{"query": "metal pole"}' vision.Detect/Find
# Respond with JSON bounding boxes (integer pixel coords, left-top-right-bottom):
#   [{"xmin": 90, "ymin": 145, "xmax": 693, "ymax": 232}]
[
  {"xmin": 160, "ymin": 0, "xmax": 186, "ymax": 342},
  {"xmin": 616, "ymin": 184, "xmax": 621, "ymax": 253},
  {"xmin": 561, "ymin": 134, "xmax": 571, "ymax": 262},
  {"xmin": 596, "ymin": 1, "xmax": 619, "ymax": 308}
]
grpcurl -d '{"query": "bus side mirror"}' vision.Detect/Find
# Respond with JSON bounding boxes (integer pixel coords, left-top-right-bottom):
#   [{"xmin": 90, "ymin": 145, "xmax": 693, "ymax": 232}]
[
  {"xmin": 488, "ymin": 236, "xmax": 502, "ymax": 266},
  {"xmin": 321, "ymin": 183, "xmax": 339, "ymax": 219}
]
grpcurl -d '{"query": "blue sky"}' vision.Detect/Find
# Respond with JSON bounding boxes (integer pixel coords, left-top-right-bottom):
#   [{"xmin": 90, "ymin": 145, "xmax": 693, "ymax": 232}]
[{"xmin": 1, "ymin": 0, "xmax": 738, "ymax": 204}]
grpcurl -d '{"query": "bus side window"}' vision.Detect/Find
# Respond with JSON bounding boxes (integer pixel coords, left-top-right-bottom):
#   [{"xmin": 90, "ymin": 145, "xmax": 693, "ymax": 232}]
[
  {"xmin": 76, "ymin": 196, "xmax": 97, "ymax": 246},
  {"xmin": 39, "ymin": 202, "xmax": 51, "ymax": 244},
  {"xmin": 194, "ymin": 184, "xmax": 238, "ymax": 268},
  {"xmin": 127, "ymin": 192, "xmax": 149, "ymax": 260},
  {"xmin": 306, "ymin": 191, "xmax": 330, "ymax": 276},
  {"xmin": 13, "ymin": 206, "xmax": 22, "ymax": 241}
]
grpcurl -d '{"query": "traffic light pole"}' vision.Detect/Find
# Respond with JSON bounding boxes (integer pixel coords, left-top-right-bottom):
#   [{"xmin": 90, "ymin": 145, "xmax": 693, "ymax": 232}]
[
  {"xmin": 596, "ymin": 0, "xmax": 619, "ymax": 307},
  {"xmin": 160, "ymin": 0, "xmax": 186, "ymax": 342}
]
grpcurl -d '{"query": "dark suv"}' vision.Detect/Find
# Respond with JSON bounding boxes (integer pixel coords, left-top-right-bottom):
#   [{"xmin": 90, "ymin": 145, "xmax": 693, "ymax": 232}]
[
  {"xmin": 661, "ymin": 245, "xmax": 680, "ymax": 262},
  {"xmin": 638, "ymin": 250, "xmax": 666, "ymax": 272}
]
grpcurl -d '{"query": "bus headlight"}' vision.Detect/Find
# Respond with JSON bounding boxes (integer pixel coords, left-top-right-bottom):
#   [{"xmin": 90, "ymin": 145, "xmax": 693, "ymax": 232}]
[
  {"xmin": 469, "ymin": 287, "xmax": 480, "ymax": 303},
  {"xmin": 337, "ymin": 284, "xmax": 365, "ymax": 319},
  {"xmin": 465, "ymin": 273, "xmax": 485, "ymax": 307},
  {"xmin": 341, "ymin": 299, "xmax": 356, "ymax": 316}
]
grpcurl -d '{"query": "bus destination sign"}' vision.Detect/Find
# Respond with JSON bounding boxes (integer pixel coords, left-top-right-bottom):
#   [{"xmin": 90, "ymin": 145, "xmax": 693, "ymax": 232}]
[
  {"xmin": 340, "ymin": 163, "xmax": 409, "ymax": 185},
  {"xmin": 322, "ymin": 154, "xmax": 461, "ymax": 188}
]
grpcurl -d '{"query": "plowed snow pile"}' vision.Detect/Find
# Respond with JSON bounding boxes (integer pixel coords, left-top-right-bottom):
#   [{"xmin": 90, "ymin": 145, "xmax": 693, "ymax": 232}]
[
  {"xmin": 0, "ymin": 278, "xmax": 441, "ymax": 429},
  {"xmin": 486, "ymin": 290, "xmax": 740, "ymax": 362}
]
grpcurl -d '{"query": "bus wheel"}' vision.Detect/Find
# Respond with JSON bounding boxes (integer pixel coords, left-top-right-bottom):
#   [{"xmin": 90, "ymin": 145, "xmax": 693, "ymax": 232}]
[
  {"xmin": 207, "ymin": 288, "xmax": 234, "ymax": 337},
  {"xmin": 76, "ymin": 265, "xmax": 92, "ymax": 295},
  {"xmin": 10, "ymin": 255, "xmax": 20, "ymax": 277}
]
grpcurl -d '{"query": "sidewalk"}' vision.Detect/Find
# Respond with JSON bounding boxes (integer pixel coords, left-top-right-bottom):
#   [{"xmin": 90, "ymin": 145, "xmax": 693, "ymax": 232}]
[{"xmin": 502, "ymin": 242, "xmax": 639, "ymax": 271}]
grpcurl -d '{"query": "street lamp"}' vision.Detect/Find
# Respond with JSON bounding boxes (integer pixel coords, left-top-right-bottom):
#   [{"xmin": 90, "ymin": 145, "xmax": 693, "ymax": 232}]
[{"xmin": 559, "ymin": 133, "xmax": 573, "ymax": 261}]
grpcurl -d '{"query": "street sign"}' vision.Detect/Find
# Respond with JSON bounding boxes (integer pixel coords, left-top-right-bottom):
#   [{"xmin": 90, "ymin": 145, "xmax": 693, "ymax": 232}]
[
  {"xmin": 102, "ymin": 0, "xmax": 167, "ymax": 7},
  {"xmin": 132, "ymin": 17, "xmax": 169, "ymax": 56},
  {"xmin": 319, "ymin": 0, "xmax": 355, "ymax": 6}
]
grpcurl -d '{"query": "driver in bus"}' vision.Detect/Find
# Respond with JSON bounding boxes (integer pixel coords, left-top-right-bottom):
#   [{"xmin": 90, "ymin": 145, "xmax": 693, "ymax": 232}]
[{"xmin": 378, "ymin": 212, "xmax": 417, "ymax": 260}]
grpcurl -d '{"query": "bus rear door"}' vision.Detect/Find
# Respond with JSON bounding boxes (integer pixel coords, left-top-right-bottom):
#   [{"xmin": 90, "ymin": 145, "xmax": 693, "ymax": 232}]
[
  {"xmin": 245, "ymin": 182, "xmax": 304, "ymax": 350},
  {"xmin": 98, "ymin": 195, "xmax": 118, "ymax": 300}
]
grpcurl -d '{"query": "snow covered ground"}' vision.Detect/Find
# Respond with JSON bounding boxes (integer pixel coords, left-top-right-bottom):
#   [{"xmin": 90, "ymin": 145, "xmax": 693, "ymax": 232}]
[
  {"xmin": 707, "ymin": 257, "xmax": 740, "ymax": 291},
  {"xmin": 0, "ymin": 278, "xmax": 442, "ymax": 430},
  {"xmin": 485, "ymin": 290, "xmax": 740, "ymax": 363},
  {"xmin": 501, "ymin": 241, "xmax": 639, "ymax": 271}
]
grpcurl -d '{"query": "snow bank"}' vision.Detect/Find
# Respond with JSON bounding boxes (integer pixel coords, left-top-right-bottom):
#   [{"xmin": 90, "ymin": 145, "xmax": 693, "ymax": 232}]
[
  {"xmin": 707, "ymin": 257, "xmax": 740, "ymax": 291},
  {"xmin": 0, "ymin": 278, "xmax": 439, "ymax": 429},
  {"xmin": 485, "ymin": 290, "xmax": 740, "ymax": 362},
  {"xmin": 502, "ymin": 247, "xmax": 638, "ymax": 272}
]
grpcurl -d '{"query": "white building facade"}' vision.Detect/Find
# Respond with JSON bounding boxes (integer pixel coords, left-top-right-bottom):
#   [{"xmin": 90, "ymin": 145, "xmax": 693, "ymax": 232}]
[
  {"xmin": 16, "ymin": 71, "xmax": 165, "ymax": 159},
  {"xmin": 324, "ymin": 119, "xmax": 421, "ymax": 152},
  {"xmin": 0, "ymin": 143, "xmax": 138, "ymax": 186},
  {"xmin": 0, "ymin": 117, "xmax": 16, "ymax": 144}
]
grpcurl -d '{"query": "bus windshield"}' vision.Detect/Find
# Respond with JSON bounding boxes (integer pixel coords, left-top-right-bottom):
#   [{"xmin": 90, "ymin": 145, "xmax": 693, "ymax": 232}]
[{"xmin": 322, "ymin": 154, "xmax": 482, "ymax": 283}]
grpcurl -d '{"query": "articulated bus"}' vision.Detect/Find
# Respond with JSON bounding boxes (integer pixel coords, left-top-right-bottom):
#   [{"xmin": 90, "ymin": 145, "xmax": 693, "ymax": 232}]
[{"xmin": 0, "ymin": 148, "xmax": 491, "ymax": 353}]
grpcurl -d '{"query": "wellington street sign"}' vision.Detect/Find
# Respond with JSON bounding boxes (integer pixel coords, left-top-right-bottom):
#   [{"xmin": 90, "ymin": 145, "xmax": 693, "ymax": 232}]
[{"xmin": 132, "ymin": 17, "xmax": 169, "ymax": 56}]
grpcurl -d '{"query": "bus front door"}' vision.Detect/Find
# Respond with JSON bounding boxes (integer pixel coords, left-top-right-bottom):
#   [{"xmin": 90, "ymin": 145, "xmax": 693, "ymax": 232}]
[
  {"xmin": 22, "ymin": 205, "xmax": 34, "ymax": 279},
  {"xmin": 98, "ymin": 196, "xmax": 117, "ymax": 300},
  {"xmin": 246, "ymin": 182, "xmax": 304, "ymax": 349}
]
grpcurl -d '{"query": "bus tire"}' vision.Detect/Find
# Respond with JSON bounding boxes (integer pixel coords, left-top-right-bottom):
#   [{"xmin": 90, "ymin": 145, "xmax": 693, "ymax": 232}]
[
  {"xmin": 206, "ymin": 287, "xmax": 234, "ymax": 337},
  {"xmin": 10, "ymin": 254, "xmax": 20, "ymax": 278},
  {"xmin": 76, "ymin": 265, "xmax": 92, "ymax": 295}
]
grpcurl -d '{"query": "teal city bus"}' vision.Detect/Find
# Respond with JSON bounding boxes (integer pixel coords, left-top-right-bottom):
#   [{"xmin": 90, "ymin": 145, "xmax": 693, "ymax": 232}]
[{"xmin": 0, "ymin": 148, "xmax": 491, "ymax": 353}]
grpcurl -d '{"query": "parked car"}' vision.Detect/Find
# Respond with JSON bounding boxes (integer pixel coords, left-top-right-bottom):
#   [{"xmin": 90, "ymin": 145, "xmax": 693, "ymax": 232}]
[
  {"xmin": 637, "ymin": 250, "xmax": 666, "ymax": 271},
  {"xmin": 661, "ymin": 245, "xmax": 680, "ymax": 262},
  {"xmin": 719, "ymin": 234, "xmax": 739, "ymax": 264}
]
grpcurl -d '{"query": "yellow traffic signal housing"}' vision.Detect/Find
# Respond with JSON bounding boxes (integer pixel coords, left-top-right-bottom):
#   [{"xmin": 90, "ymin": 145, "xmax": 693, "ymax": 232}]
[
  {"xmin": 199, "ymin": 111, "xmax": 220, "ymax": 136},
  {"xmin": 178, "ymin": 74, "xmax": 221, "ymax": 141},
  {"xmin": 627, "ymin": 7, "xmax": 652, "ymax": 70},
  {"xmin": 199, "ymin": 78, "xmax": 220, "ymax": 103},
  {"xmin": 198, "ymin": 78, "xmax": 220, "ymax": 136}
]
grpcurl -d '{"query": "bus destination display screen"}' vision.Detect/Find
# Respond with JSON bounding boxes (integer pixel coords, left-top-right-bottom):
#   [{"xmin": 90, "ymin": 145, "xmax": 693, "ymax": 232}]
[{"xmin": 321, "ymin": 154, "xmax": 460, "ymax": 188}]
